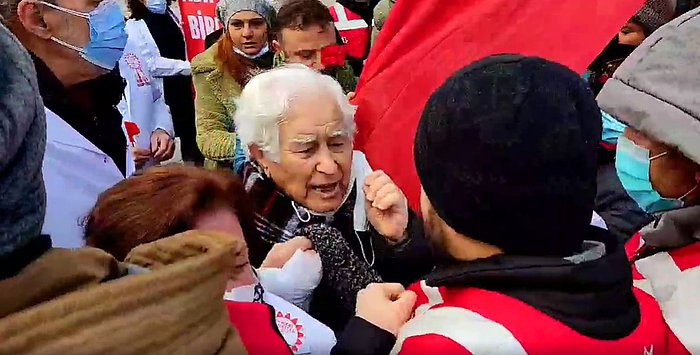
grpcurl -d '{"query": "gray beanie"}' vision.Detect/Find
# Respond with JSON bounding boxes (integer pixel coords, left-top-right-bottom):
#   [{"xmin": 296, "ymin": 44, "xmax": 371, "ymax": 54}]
[
  {"xmin": 598, "ymin": 7, "xmax": 700, "ymax": 165},
  {"xmin": 216, "ymin": 0, "xmax": 275, "ymax": 30},
  {"xmin": 0, "ymin": 23, "xmax": 47, "ymax": 257},
  {"xmin": 634, "ymin": 0, "xmax": 677, "ymax": 33}
]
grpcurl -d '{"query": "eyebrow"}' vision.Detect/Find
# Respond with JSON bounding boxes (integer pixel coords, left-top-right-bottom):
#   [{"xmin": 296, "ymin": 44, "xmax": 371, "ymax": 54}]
[
  {"xmin": 289, "ymin": 136, "xmax": 317, "ymax": 144},
  {"xmin": 329, "ymin": 130, "xmax": 348, "ymax": 138}
]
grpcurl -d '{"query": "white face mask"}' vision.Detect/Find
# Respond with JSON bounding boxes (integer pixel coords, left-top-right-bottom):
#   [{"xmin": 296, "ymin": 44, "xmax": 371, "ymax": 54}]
[{"xmin": 233, "ymin": 42, "xmax": 270, "ymax": 59}]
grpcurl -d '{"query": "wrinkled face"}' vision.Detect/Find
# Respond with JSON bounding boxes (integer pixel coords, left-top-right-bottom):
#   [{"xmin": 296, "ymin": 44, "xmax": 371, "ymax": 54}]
[
  {"xmin": 259, "ymin": 93, "xmax": 353, "ymax": 213},
  {"xmin": 193, "ymin": 208, "xmax": 256, "ymax": 285},
  {"xmin": 618, "ymin": 21, "xmax": 646, "ymax": 46},
  {"xmin": 277, "ymin": 23, "xmax": 336, "ymax": 71},
  {"xmin": 227, "ymin": 11, "xmax": 268, "ymax": 55},
  {"xmin": 623, "ymin": 128, "xmax": 700, "ymax": 204}
]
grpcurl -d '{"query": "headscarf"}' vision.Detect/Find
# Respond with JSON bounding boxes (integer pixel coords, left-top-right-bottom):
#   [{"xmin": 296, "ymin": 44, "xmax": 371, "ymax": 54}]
[{"xmin": 216, "ymin": 0, "xmax": 275, "ymax": 31}]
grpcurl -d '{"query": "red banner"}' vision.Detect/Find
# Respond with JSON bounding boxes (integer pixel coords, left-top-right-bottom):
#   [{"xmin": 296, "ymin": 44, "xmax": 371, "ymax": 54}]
[
  {"xmin": 352, "ymin": 0, "xmax": 646, "ymax": 212},
  {"xmin": 177, "ymin": 0, "xmax": 222, "ymax": 61}
]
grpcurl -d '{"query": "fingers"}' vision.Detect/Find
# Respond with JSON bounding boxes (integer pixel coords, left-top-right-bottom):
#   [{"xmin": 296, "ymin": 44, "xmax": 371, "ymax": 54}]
[
  {"xmin": 287, "ymin": 236, "xmax": 313, "ymax": 251},
  {"xmin": 395, "ymin": 290, "xmax": 417, "ymax": 313},
  {"xmin": 372, "ymin": 183, "xmax": 401, "ymax": 210},
  {"xmin": 367, "ymin": 282, "xmax": 405, "ymax": 299},
  {"xmin": 364, "ymin": 170, "xmax": 392, "ymax": 201},
  {"xmin": 150, "ymin": 132, "xmax": 159, "ymax": 156}
]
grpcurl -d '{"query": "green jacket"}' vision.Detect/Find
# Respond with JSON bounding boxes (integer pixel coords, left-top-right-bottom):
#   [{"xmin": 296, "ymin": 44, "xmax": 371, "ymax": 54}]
[
  {"xmin": 191, "ymin": 45, "xmax": 243, "ymax": 169},
  {"xmin": 272, "ymin": 53, "xmax": 357, "ymax": 93},
  {"xmin": 372, "ymin": 0, "xmax": 396, "ymax": 44}
]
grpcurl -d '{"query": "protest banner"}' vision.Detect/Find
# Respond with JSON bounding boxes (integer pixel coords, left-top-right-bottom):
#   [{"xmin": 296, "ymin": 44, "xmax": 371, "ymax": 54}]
[{"xmin": 177, "ymin": 0, "xmax": 222, "ymax": 61}]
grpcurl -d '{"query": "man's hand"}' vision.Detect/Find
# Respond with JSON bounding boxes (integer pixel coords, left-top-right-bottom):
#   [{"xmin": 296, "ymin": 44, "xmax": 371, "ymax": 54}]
[
  {"xmin": 347, "ymin": 91, "xmax": 356, "ymax": 102},
  {"xmin": 150, "ymin": 129, "xmax": 175, "ymax": 162},
  {"xmin": 356, "ymin": 283, "xmax": 417, "ymax": 336},
  {"xmin": 260, "ymin": 236, "xmax": 314, "ymax": 269},
  {"xmin": 364, "ymin": 170, "xmax": 409, "ymax": 243},
  {"xmin": 131, "ymin": 147, "xmax": 152, "ymax": 169}
]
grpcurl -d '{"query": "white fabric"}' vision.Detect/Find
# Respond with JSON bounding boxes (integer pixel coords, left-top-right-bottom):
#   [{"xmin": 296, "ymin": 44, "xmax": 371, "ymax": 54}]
[
  {"xmin": 257, "ymin": 249, "xmax": 322, "ymax": 311},
  {"xmin": 351, "ymin": 151, "xmax": 373, "ymax": 232},
  {"xmin": 119, "ymin": 19, "xmax": 176, "ymax": 173},
  {"xmin": 224, "ymin": 283, "xmax": 336, "ymax": 355},
  {"xmin": 391, "ymin": 306, "xmax": 527, "ymax": 355},
  {"xmin": 414, "ymin": 281, "xmax": 444, "ymax": 317},
  {"xmin": 42, "ymin": 109, "xmax": 129, "ymax": 248},
  {"xmin": 635, "ymin": 251, "xmax": 700, "ymax": 354},
  {"xmin": 590, "ymin": 211, "xmax": 608, "ymax": 229}
]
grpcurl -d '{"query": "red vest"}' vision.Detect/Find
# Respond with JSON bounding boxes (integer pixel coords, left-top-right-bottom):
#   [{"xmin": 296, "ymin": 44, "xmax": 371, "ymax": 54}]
[
  {"xmin": 626, "ymin": 235, "xmax": 699, "ymax": 354},
  {"xmin": 225, "ymin": 301, "xmax": 292, "ymax": 355},
  {"xmin": 394, "ymin": 281, "xmax": 677, "ymax": 354},
  {"xmin": 329, "ymin": 3, "xmax": 370, "ymax": 59}
]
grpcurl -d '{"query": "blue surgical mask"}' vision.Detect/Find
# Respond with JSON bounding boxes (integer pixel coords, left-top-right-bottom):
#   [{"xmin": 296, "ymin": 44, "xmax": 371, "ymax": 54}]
[
  {"xmin": 615, "ymin": 136, "xmax": 698, "ymax": 213},
  {"xmin": 601, "ymin": 110, "xmax": 626, "ymax": 144},
  {"xmin": 40, "ymin": 0, "xmax": 127, "ymax": 70},
  {"xmin": 146, "ymin": 0, "xmax": 167, "ymax": 15}
]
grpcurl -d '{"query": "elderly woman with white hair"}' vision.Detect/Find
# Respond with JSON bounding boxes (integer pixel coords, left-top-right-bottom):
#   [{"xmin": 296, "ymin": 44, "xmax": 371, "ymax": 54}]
[{"xmin": 234, "ymin": 65, "xmax": 433, "ymax": 331}]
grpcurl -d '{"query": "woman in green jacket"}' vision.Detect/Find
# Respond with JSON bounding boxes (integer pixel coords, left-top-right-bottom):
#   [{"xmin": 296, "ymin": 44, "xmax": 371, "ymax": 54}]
[{"xmin": 192, "ymin": 0, "xmax": 275, "ymax": 170}]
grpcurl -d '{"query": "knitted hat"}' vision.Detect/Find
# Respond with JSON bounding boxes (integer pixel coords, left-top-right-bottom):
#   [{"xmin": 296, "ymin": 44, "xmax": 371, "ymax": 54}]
[
  {"xmin": 0, "ymin": 23, "xmax": 47, "ymax": 257},
  {"xmin": 598, "ymin": 7, "xmax": 700, "ymax": 165},
  {"xmin": 633, "ymin": 0, "xmax": 677, "ymax": 34},
  {"xmin": 415, "ymin": 55, "xmax": 601, "ymax": 257},
  {"xmin": 216, "ymin": 0, "xmax": 275, "ymax": 30}
]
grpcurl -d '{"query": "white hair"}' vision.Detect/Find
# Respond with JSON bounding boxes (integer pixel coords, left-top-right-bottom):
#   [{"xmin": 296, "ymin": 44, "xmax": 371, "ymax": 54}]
[{"xmin": 234, "ymin": 64, "xmax": 356, "ymax": 162}]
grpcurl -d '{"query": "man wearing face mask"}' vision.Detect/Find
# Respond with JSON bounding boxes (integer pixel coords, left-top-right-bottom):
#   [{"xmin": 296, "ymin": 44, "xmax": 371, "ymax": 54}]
[
  {"xmin": 1, "ymin": 0, "xmax": 129, "ymax": 247},
  {"xmin": 598, "ymin": 8, "xmax": 700, "ymax": 354}
]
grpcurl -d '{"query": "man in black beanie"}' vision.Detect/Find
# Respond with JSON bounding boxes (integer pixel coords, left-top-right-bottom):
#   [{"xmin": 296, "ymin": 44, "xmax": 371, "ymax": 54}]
[{"xmin": 332, "ymin": 55, "xmax": 680, "ymax": 355}]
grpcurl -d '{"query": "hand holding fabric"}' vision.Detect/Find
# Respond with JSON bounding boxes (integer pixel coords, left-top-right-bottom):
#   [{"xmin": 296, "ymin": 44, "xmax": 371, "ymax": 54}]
[
  {"xmin": 260, "ymin": 236, "xmax": 313, "ymax": 268},
  {"xmin": 131, "ymin": 147, "xmax": 152, "ymax": 169},
  {"xmin": 356, "ymin": 283, "xmax": 416, "ymax": 336},
  {"xmin": 364, "ymin": 170, "xmax": 409, "ymax": 243}
]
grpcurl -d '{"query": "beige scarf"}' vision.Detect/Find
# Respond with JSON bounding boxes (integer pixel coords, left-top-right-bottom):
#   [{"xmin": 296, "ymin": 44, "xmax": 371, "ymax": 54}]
[{"xmin": 0, "ymin": 231, "xmax": 247, "ymax": 355}]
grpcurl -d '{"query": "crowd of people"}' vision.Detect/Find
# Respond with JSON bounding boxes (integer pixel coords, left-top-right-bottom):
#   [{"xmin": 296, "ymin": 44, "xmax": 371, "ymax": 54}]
[{"xmin": 1, "ymin": 0, "xmax": 700, "ymax": 354}]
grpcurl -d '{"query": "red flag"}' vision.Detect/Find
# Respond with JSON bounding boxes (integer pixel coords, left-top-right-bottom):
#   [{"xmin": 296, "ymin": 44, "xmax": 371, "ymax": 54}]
[
  {"xmin": 352, "ymin": 0, "xmax": 645, "ymax": 212},
  {"xmin": 124, "ymin": 121, "xmax": 141, "ymax": 147}
]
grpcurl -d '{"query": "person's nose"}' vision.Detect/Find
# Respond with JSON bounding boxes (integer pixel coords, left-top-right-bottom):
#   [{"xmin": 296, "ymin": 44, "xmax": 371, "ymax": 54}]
[
  {"xmin": 316, "ymin": 148, "xmax": 338, "ymax": 175},
  {"xmin": 242, "ymin": 24, "xmax": 254, "ymax": 38}
]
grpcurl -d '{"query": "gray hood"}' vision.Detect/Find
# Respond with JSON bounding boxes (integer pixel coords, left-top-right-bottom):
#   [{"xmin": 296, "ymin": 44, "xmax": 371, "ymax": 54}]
[
  {"xmin": 0, "ymin": 23, "xmax": 47, "ymax": 257},
  {"xmin": 597, "ymin": 8, "xmax": 700, "ymax": 165}
]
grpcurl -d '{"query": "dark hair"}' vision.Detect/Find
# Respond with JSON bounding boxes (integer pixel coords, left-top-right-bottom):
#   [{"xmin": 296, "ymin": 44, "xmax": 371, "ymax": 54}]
[
  {"xmin": 273, "ymin": 0, "xmax": 334, "ymax": 38},
  {"xmin": 84, "ymin": 165, "xmax": 259, "ymax": 262},
  {"xmin": 128, "ymin": 0, "xmax": 149, "ymax": 20}
]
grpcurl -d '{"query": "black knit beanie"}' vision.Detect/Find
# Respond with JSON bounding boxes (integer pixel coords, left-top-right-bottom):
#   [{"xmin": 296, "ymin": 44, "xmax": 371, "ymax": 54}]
[{"xmin": 415, "ymin": 55, "xmax": 601, "ymax": 257}]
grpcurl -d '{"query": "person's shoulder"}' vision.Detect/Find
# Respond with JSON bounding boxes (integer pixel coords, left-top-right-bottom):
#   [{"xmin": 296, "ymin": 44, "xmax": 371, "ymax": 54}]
[{"xmin": 191, "ymin": 45, "xmax": 219, "ymax": 75}]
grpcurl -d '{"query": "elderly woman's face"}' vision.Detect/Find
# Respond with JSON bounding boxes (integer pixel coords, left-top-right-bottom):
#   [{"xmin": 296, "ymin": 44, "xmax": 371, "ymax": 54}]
[{"xmin": 264, "ymin": 93, "xmax": 353, "ymax": 213}]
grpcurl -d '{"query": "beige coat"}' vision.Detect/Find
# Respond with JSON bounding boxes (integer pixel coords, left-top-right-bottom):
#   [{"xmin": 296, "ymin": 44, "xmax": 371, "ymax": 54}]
[{"xmin": 0, "ymin": 231, "xmax": 247, "ymax": 355}]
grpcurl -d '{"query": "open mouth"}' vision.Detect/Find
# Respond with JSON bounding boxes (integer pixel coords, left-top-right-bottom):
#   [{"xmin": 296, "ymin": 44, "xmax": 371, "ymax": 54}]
[
  {"xmin": 234, "ymin": 261, "xmax": 250, "ymax": 269},
  {"xmin": 310, "ymin": 182, "xmax": 341, "ymax": 199}
]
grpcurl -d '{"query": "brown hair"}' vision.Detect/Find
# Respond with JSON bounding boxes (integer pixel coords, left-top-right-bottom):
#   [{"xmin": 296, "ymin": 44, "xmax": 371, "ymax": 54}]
[
  {"xmin": 273, "ymin": 0, "xmax": 334, "ymax": 38},
  {"xmin": 214, "ymin": 31, "xmax": 265, "ymax": 86},
  {"xmin": 84, "ymin": 165, "xmax": 259, "ymax": 262}
]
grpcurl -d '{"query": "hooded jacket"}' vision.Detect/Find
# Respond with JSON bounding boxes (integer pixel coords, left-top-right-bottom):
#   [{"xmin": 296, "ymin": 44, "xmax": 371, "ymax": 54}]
[{"xmin": 597, "ymin": 8, "xmax": 700, "ymax": 353}]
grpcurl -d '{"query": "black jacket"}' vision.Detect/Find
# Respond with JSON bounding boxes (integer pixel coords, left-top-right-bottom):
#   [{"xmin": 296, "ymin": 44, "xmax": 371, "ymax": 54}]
[
  {"xmin": 32, "ymin": 55, "xmax": 127, "ymax": 176},
  {"xmin": 595, "ymin": 146, "xmax": 653, "ymax": 242},
  {"xmin": 333, "ymin": 226, "xmax": 641, "ymax": 354}
]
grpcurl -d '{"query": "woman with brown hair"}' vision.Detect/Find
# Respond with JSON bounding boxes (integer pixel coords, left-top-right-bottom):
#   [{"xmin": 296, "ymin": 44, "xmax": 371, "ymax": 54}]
[
  {"xmin": 84, "ymin": 166, "xmax": 337, "ymax": 354},
  {"xmin": 192, "ymin": 0, "xmax": 275, "ymax": 172}
]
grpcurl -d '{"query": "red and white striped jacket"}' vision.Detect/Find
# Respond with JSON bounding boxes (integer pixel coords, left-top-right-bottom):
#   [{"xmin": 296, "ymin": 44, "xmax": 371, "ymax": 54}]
[
  {"xmin": 392, "ymin": 280, "xmax": 680, "ymax": 355},
  {"xmin": 329, "ymin": 3, "xmax": 370, "ymax": 59},
  {"xmin": 627, "ymin": 235, "xmax": 700, "ymax": 354}
]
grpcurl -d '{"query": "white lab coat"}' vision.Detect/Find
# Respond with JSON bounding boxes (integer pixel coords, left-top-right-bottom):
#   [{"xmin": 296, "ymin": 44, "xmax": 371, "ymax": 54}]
[
  {"xmin": 118, "ymin": 19, "xmax": 178, "ymax": 172},
  {"xmin": 42, "ymin": 108, "xmax": 132, "ymax": 248}
]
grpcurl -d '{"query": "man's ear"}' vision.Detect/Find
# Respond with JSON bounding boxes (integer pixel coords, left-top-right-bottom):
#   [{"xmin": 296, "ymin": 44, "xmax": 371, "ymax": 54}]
[{"xmin": 16, "ymin": 0, "xmax": 54, "ymax": 39}]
